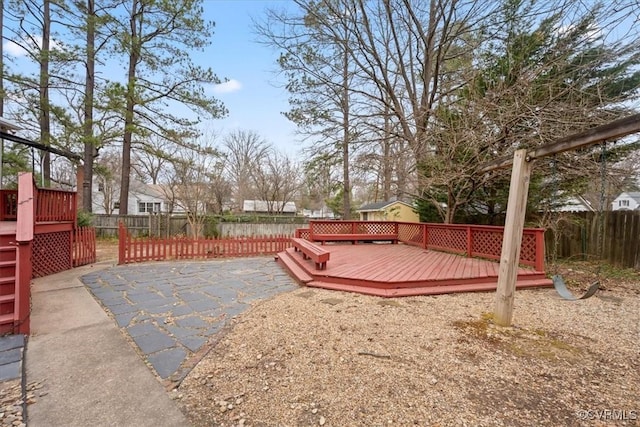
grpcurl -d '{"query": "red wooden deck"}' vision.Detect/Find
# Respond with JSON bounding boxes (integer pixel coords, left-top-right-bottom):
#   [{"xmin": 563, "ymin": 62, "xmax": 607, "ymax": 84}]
[{"xmin": 277, "ymin": 243, "xmax": 552, "ymax": 297}]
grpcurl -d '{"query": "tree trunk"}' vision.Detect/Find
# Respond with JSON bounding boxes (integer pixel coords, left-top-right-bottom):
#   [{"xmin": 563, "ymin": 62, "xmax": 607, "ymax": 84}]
[
  {"xmin": 120, "ymin": 0, "xmax": 140, "ymax": 215},
  {"xmin": 82, "ymin": 0, "xmax": 96, "ymax": 212},
  {"xmin": 382, "ymin": 104, "xmax": 392, "ymax": 200},
  {"xmin": 39, "ymin": 0, "xmax": 51, "ymax": 186},
  {"xmin": 341, "ymin": 24, "xmax": 351, "ymax": 220}
]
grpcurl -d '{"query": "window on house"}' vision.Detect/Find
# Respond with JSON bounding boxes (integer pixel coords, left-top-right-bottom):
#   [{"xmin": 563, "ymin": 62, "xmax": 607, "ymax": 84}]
[
  {"xmin": 113, "ymin": 202, "xmax": 120, "ymax": 210},
  {"xmin": 138, "ymin": 202, "xmax": 161, "ymax": 213},
  {"xmin": 619, "ymin": 200, "xmax": 630, "ymax": 207},
  {"xmin": 97, "ymin": 182, "xmax": 104, "ymax": 192}
]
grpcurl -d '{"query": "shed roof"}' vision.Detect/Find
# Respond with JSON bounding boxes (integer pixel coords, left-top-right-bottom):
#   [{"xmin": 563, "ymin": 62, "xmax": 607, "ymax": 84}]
[{"xmin": 356, "ymin": 200, "xmax": 413, "ymax": 212}]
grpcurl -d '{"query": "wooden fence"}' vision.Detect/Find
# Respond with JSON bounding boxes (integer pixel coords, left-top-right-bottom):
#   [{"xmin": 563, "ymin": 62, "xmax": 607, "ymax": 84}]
[
  {"xmin": 308, "ymin": 220, "xmax": 545, "ymax": 271},
  {"xmin": 118, "ymin": 222, "xmax": 293, "ymax": 264},
  {"xmin": 93, "ymin": 214, "xmax": 304, "ymax": 238},
  {"xmin": 548, "ymin": 211, "xmax": 640, "ymax": 269},
  {"xmin": 73, "ymin": 226, "xmax": 96, "ymax": 267}
]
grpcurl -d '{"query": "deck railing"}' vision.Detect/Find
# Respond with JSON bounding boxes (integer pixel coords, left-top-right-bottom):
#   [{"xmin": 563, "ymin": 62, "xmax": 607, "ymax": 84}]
[
  {"xmin": 118, "ymin": 222, "xmax": 293, "ymax": 264},
  {"xmin": 0, "ymin": 190, "xmax": 18, "ymax": 220},
  {"xmin": 0, "ymin": 187, "xmax": 76, "ymax": 223},
  {"xmin": 35, "ymin": 188, "xmax": 77, "ymax": 222},
  {"xmin": 309, "ymin": 220, "xmax": 545, "ymax": 271}
]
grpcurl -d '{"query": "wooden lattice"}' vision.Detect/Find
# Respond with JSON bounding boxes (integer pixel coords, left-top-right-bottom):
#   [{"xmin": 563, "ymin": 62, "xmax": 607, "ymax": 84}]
[
  {"xmin": 472, "ymin": 229, "xmax": 503, "ymax": 258},
  {"xmin": 397, "ymin": 223, "xmax": 423, "ymax": 246},
  {"xmin": 33, "ymin": 231, "xmax": 72, "ymax": 277},
  {"xmin": 295, "ymin": 228, "xmax": 311, "ymax": 240},
  {"xmin": 428, "ymin": 227, "xmax": 467, "ymax": 252},
  {"xmin": 310, "ymin": 221, "xmax": 397, "ymax": 236},
  {"xmin": 311, "ymin": 221, "xmax": 353, "ymax": 234},
  {"xmin": 519, "ymin": 233, "xmax": 537, "ymax": 264}
]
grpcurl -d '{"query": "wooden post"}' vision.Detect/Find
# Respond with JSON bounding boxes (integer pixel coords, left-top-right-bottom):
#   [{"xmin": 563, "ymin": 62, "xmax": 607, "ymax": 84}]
[
  {"xmin": 15, "ymin": 172, "xmax": 35, "ymax": 334},
  {"xmin": 494, "ymin": 149, "xmax": 533, "ymax": 326},
  {"xmin": 118, "ymin": 221, "xmax": 126, "ymax": 265}
]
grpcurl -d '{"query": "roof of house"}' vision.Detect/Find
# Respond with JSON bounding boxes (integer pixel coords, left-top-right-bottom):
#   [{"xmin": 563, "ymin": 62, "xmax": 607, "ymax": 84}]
[
  {"xmin": 557, "ymin": 196, "xmax": 594, "ymax": 213},
  {"xmin": 135, "ymin": 184, "xmax": 167, "ymax": 199},
  {"xmin": 617, "ymin": 192, "xmax": 640, "ymax": 202},
  {"xmin": 356, "ymin": 200, "xmax": 413, "ymax": 212},
  {"xmin": 243, "ymin": 200, "xmax": 297, "ymax": 213}
]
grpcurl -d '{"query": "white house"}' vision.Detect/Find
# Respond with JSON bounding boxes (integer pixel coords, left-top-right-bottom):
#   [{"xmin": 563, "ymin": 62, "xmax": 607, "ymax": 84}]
[
  {"xmin": 92, "ymin": 180, "xmax": 170, "ymax": 215},
  {"xmin": 243, "ymin": 200, "xmax": 297, "ymax": 215},
  {"xmin": 555, "ymin": 195, "xmax": 595, "ymax": 213},
  {"xmin": 611, "ymin": 192, "xmax": 640, "ymax": 211},
  {"xmin": 302, "ymin": 206, "xmax": 335, "ymax": 219}
]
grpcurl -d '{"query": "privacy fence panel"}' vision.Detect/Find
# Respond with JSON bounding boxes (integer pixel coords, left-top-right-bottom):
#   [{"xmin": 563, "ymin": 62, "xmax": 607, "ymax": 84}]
[
  {"xmin": 546, "ymin": 211, "xmax": 640, "ymax": 269},
  {"xmin": 93, "ymin": 214, "xmax": 303, "ymax": 238}
]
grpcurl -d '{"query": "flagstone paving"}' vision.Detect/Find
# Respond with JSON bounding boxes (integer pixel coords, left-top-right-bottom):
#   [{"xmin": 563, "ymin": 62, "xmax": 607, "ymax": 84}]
[{"xmin": 80, "ymin": 257, "xmax": 297, "ymax": 382}]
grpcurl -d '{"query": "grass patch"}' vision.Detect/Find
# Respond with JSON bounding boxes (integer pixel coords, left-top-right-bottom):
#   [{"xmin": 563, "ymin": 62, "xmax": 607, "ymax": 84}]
[{"xmin": 453, "ymin": 313, "xmax": 582, "ymax": 362}]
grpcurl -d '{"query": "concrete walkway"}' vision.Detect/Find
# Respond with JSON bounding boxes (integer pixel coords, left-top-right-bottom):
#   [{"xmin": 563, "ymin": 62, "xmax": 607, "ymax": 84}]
[
  {"xmin": 24, "ymin": 257, "xmax": 297, "ymax": 427},
  {"xmin": 80, "ymin": 257, "xmax": 296, "ymax": 382},
  {"xmin": 26, "ymin": 263, "xmax": 189, "ymax": 427}
]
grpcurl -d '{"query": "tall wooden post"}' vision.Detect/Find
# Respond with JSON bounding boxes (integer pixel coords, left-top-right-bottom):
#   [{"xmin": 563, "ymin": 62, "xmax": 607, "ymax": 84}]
[{"xmin": 494, "ymin": 150, "xmax": 533, "ymax": 326}]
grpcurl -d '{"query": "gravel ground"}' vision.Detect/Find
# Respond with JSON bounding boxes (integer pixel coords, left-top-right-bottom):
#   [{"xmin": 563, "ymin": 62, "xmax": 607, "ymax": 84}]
[{"xmin": 175, "ymin": 262, "xmax": 640, "ymax": 427}]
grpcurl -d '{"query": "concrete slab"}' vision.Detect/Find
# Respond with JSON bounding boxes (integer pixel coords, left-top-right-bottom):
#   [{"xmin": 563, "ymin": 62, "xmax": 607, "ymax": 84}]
[
  {"xmin": 26, "ymin": 264, "xmax": 188, "ymax": 427},
  {"xmin": 76, "ymin": 257, "xmax": 298, "ymax": 388}
]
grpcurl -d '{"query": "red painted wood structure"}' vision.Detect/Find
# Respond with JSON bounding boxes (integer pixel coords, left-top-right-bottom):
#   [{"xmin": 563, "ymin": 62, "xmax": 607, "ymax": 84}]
[
  {"xmin": 277, "ymin": 220, "xmax": 551, "ymax": 297},
  {"xmin": 0, "ymin": 172, "xmax": 96, "ymax": 335},
  {"xmin": 118, "ymin": 222, "xmax": 291, "ymax": 264}
]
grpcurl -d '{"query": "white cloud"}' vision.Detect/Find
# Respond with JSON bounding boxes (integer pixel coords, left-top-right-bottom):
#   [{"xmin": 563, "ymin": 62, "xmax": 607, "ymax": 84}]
[
  {"xmin": 3, "ymin": 40, "xmax": 27, "ymax": 57},
  {"xmin": 3, "ymin": 36, "xmax": 65, "ymax": 58},
  {"xmin": 556, "ymin": 24, "xmax": 602, "ymax": 43},
  {"xmin": 212, "ymin": 79, "xmax": 242, "ymax": 94}
]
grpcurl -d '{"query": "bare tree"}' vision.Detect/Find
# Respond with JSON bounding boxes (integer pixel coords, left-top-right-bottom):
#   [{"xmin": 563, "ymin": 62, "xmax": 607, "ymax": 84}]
[
  {"xmin": 251, "ymin": 150, "xmax": 301, "ymax": 213},
  {"xmin": 161, "ymin": 145, "xmax": 222, "ymax": 238},
  {"xmin": 93, "ymin": 150, "xmax": 121, "ymax": 215},
  {"xmin": 132, "ymin": 135, "xmax": 177, "ymax": 185},
  {"xmin": 222, "ymin": 130, "xmax": 271, "ymax": 211}
]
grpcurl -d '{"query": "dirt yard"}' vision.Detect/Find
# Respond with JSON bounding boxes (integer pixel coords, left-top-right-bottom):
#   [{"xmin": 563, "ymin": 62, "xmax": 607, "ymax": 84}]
[
  {"xmin": 166, "ymin": 259, "xmax": 639, "ymax": 427},
  {"xmin": 96, "ymin": 239, "xmax": 119, "ymax": 263}
]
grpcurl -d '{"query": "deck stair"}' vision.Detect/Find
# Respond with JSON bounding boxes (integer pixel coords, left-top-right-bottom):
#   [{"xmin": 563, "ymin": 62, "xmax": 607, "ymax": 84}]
[{"xmin": 0, "ymin": 232, "xmax": 17, "ymax": 334}]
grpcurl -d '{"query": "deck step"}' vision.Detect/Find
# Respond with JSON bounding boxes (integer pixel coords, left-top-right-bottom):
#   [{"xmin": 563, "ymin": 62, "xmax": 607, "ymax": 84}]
[
  {"xmin": 276, "ymin": 249, "xmax": 313, "ymax": 284},
  {"xmin": 0, "ymin": 246, "xmax": 16, "ymax": 252},
  {"xmin": 306, "ymin": 279, "xmax": 553, "ymax": 298},
  {"xmin": 0, "ymin": 260, "xmax": 16, "ymax": 268},
  {"xmin": 0, "ymin": 313, "xmax": 13, "ymax": 325},
  {"xmin": 0, "ymin": 293, "xmax": 15, "ymax": 303},
  {"xmin": 0, "ymin": 276, "xmax": 16, "ymax": 285}
]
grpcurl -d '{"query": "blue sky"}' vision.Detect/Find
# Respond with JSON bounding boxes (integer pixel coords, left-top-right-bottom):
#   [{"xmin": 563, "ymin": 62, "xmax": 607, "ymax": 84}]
[
  {"xmin": 201, "ymin": 1, "xmax": 300, "ymax": 154},
  {"xmin": 2, "ymin": 0, "xmax": 300, "ymax": 155}
]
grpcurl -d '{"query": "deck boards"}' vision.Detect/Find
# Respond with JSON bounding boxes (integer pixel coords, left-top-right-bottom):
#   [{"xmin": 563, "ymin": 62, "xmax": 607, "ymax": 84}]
[{"xmin": 277, "ymin": 242, "xmax": 552, "ymax": 297}]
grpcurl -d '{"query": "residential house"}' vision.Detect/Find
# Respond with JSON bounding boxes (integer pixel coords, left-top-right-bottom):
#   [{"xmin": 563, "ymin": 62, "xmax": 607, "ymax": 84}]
[
  {"xmin": 611, "ymin": 192, "xmax": 640, "ymax": 211},
  {"xmin": 302, "ymin": 205, "xmax": 335, "ymax": 219},
  {"xmin": 356, "ymin": 200, "xmax": 419, "ymax": 222},
  {"xmin": 555, "ymin": 195, "xmax": 595, "ymax": 213},
  {"xmin": 92, "ymin": 180, "xmax": 170, "ymax": 215},
  {"xmin": 243, "ymin": 200, "xmax": 297, "ymax": 215}
]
